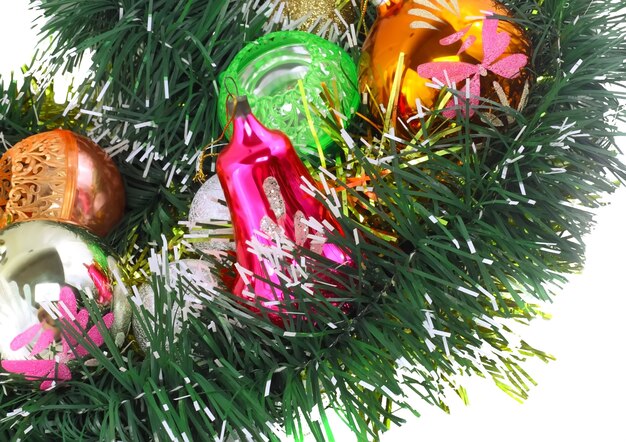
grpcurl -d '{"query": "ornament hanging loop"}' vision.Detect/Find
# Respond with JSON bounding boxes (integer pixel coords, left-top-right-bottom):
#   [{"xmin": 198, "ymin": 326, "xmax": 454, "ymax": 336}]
[{"xmin": 194, "ymin": 87, "xmax": 241, "ymax": 183}]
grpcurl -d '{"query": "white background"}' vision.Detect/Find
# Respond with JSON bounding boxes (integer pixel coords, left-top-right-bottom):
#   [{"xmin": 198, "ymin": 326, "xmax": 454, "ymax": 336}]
[{"xmin": 1, "ymin": 1, "xmax": 625, "ymax": 441}]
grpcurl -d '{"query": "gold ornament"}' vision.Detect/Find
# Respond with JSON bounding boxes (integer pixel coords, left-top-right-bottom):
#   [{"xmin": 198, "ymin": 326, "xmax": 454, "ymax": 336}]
[{"xmin": 279, "ymin": 0, "xmax": 356, "ymax": 32}]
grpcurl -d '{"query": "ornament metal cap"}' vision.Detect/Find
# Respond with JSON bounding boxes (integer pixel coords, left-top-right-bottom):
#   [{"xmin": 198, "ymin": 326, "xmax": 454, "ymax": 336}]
[{"xmin": 227, "ymin": 96, "xmax": 252, "ymax": 118}]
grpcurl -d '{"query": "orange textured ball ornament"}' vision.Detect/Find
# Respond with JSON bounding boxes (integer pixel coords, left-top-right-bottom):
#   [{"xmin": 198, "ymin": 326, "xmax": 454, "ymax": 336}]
[
  {"xmin": 0, "ymin": 129, "xmax": 125, "ymax": 236},
  {"xmin": 358, "ymin": 0, "xmax": 531, "ymax": 131}
]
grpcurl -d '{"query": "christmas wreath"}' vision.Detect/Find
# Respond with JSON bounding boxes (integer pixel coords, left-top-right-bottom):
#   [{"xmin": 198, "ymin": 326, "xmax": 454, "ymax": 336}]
[{"xmin": 0, "ymin": 0, "xmax": 624, "ymax": 440}]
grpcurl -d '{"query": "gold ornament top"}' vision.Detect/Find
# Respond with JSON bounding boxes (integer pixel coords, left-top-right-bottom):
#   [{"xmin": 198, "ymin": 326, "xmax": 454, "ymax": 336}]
[{"xmin": 280, "ymin": 0, "xmax": 356, "ymax": 32}]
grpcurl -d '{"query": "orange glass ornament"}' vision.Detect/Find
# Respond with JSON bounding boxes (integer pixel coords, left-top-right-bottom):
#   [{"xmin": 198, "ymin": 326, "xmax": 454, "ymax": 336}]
[
  {"xmin": 0, "ymin": 129, "xmax": 125, "ymax": 236},
  {"xmin": 359, "ymin": 0, "xmax": 531, "ymax": 131}
]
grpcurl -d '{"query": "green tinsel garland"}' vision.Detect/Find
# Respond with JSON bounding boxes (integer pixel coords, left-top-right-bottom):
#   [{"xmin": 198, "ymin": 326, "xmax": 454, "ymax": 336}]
[{"xmin": 0, "ymin": 0, "xmax": 624, "ymax": 440}]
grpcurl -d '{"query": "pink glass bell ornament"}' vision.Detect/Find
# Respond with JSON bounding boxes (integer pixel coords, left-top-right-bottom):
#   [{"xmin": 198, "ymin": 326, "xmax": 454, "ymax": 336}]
[{"xmin": 216, "ymin": 96, "xmax": 352, "ymax": 323}]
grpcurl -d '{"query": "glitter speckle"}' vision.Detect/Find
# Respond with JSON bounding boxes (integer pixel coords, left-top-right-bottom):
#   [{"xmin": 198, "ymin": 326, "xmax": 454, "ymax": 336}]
[
  {"xmin": 294, "ymin": 211, "xmax": 308, "ymax": 246},
  {"xmin": 260, "ymin": 215, "xmax": 282, "ymax": 238},
  {"xmin": 263, "ymin": 177, "xmax": 286, "ymax": 219},
  {"xmin": 189, "ymin": 175, "xmax": 230, "ymax": 224},
  {"xmin": 310, "ymin": 237, "xmax": 326, "ymax": 255}
]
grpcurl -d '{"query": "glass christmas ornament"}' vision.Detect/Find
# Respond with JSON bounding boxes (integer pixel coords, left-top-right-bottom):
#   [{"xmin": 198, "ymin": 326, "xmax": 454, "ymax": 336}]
[
  {"xmin": 0, "ymin": 129, "xmax": 126, "ymax": 236},
  {"xmin": 0, "ymin": 221, "xmax": 131, "ymax": 388},
  {"xmin": 216, "ymin": 97, "xmax": 351, "ymax": 321},
  {"xmin": 188, "ymin": 174, "xmax": 234, "ymax": 254},
  {"xmin": 218, "ymin": 31, "xmax": 360, "ymax": 158},
  {"xmin": 358, "ymin": 0, "xmax": 530, "ymax": 131},
  {"xmin": 132, "ymin": 259, "xmax": 217, "ymax": 352},
  {"xmin": 272, "ymin": 0, "xmax": 357, "ymax": 33}
]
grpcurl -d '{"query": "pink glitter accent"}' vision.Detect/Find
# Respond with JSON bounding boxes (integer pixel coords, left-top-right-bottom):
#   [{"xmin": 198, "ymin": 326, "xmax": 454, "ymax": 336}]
[
  {"xmin": 487, "ymin": 54, "xmax": 529, "ymax": 78},
  {"xmin": 439, "ymin": 25, "xmax": 471, "ymax": 46},
  {"xmin": 417, "ymin": 15, "xmax": 528, "ymax": 118},
  {"xmin": 419, "ymin": 61, "xmax": 479, "ymax": 85},
  {"xmin": 481, "ymin": 17, "xmax": 512, "ymax": 65},
  {"xmin": 1, "ymin": 360, "xmax": 72, "ymax": 390},
  {"xmin": 457, "ymin": 36, "xmax": 477, "ymax": 55},
  {"xmin": 1, "ymin": 286, "xmax": 114, "ymax": 390},
  {"xmin": 29, "ymin": 329, "xmax": 57, "ymax": 355},
  {"xmin": 10, "ymin": 323, "xmax": 42, "ymax": 352}
]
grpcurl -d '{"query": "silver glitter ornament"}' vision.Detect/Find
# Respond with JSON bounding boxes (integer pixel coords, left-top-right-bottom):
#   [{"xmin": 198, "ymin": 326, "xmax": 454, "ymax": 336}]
[
  {"xmin": 132, "ymin": 259, "xmax": 217, "ymax": 352},
  {"xmin": 188, "ymin": 174, "xmax": 234, "ymax": 253}
]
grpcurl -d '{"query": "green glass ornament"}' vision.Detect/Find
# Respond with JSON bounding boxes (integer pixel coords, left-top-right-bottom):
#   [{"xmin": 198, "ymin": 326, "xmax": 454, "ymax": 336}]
[{"xmin": 218, "ymin": 30, "xmax": 360, "ymax": 158}]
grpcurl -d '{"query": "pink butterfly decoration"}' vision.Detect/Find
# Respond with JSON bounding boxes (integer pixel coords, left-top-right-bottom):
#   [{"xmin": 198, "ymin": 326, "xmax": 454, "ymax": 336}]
[
  {"xmin": 1, "ymin": 286, "xmax": 114, "ymax": 390},
  {"xmin": 417, "ymin": 15, "xmax": 528, "ymax": 118}
]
